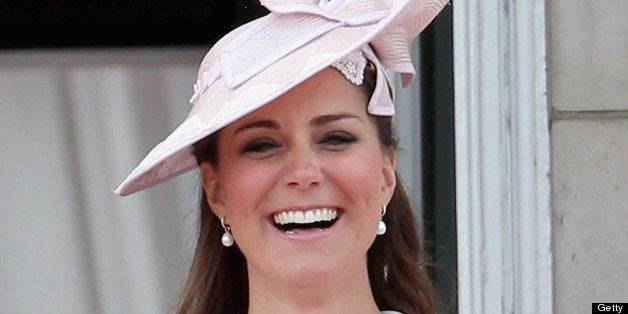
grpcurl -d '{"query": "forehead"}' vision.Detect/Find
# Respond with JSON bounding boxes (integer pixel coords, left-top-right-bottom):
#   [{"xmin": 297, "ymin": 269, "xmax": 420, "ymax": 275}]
[{"xmin": 230, "ymin": 68, "xmax": 369, "ymax": 126}]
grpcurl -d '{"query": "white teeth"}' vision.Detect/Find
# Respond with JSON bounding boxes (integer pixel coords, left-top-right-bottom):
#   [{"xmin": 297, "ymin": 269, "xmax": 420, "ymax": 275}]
[{"xmin": 273, "ymin": 208, "xmax": 338, "ymax": 225}]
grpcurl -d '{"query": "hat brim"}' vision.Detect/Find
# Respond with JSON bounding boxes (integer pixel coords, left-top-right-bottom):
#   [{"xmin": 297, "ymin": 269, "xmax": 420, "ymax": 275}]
[{"xmin": 115, "ymin": 0, "xmax": 448, "ymax": 196}]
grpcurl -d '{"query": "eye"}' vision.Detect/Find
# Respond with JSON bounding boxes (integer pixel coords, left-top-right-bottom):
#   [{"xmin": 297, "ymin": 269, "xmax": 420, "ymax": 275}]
[
  {"xmin": 320, "ymin": 131, "xmax": 357, "ymax": 148},
  {"xmin": 241, "ymin": 138, "xmax": 280, "ymax": 155}
]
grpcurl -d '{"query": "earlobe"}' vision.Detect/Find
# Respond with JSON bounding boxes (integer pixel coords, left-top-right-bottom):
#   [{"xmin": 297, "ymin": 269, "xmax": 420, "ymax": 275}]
[
  {"xmin": 200, "ymin": 162, "xmax": 227, "ymax": 217},
  {"xmin": 381, "ymin": 151, "xmax": 397, "ymax": 204}
]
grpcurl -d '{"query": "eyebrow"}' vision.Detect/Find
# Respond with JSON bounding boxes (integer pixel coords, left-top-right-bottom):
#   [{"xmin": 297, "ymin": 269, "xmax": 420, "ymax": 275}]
[
  {"xmin": 311, "ymin": 113, "xmax": 362, "ymax": 126},
  {"xmin": 234, "ymin": 120, "xmax": 279, "ymax": 134},
  {"xmin": 234, "ymin": 113, "xmax": 361, "ymax": 134}
]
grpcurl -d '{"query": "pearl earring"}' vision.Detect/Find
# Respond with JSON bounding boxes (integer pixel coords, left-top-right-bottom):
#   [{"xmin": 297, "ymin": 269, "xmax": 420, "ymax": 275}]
[
  {"xmin": 377, "ymin": 205, "xmax": 387, "ymax": 235},
  {"xmin": 221, "ymin": 216, "xmax": 234, "ymax": 247}
]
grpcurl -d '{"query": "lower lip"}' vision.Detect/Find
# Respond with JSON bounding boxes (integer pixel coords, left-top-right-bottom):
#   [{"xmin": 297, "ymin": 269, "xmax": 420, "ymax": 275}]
[{"xmin": 270, "ymin": 216, "xmax": 342, "ymax": 242}]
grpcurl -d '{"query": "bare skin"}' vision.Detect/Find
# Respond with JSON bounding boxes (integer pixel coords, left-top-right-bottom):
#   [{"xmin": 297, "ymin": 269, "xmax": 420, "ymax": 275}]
[{"xmin": 201, "ymin": 68, "xmax": 396, "ymax": 314}]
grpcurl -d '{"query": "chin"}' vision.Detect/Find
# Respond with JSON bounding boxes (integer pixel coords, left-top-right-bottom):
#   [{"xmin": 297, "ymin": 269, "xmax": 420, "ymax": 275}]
[
  {"xmin": 282, "ymin": 249, "xmax": 368, "ymax": 287},
  {"xmin": 278, "ymin": 261, "xmax": 338, "ymax": 288}
]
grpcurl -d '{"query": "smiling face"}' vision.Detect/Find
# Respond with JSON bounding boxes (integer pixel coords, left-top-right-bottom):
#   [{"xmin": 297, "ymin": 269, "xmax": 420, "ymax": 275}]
[{"xmin": 200, "ymin": 68, "xmax": 396, "ymax": 290}]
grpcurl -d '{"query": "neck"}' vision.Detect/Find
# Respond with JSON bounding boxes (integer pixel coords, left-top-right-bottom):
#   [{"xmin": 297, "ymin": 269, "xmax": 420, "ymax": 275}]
[{"xmin": 247, "ymin": 258, "xmax": 380, "ymax": 314}]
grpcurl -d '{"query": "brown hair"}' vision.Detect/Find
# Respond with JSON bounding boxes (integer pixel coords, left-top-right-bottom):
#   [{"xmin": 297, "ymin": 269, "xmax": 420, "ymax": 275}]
[{"xmin": 177, "ymin": 67, "xmax": 437, "ymax": 314}]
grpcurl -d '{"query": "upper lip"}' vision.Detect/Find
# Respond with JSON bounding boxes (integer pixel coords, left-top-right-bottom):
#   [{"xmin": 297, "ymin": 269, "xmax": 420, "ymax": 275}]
[{"xmin": 269, "ymin": 205, "xmax": 342, "ymax": 216}]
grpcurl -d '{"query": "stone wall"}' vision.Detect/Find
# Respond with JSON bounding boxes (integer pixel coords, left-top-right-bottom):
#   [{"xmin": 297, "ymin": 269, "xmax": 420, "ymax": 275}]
[{"xmin": 549, "ymin": 1, "xmax": 628, "ymax": 312}]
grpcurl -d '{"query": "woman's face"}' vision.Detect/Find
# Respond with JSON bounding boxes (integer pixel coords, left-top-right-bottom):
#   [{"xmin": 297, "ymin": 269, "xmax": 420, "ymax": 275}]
[{"xmin": 201, "ymin": 68, "xmax": 396, "ymax": 288}]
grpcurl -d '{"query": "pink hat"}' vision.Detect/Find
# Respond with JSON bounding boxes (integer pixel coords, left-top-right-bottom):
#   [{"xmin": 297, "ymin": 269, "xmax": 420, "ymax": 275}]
[{"xmin": 115, "ymin": 0, "xmax": 448, "ymax": 196}]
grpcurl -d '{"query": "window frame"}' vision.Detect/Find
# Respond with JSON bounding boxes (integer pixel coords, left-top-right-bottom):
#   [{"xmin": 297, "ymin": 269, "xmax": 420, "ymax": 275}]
[{"xmin": 453, "ymin": 1, "xmax": 553, "ymax": 313}]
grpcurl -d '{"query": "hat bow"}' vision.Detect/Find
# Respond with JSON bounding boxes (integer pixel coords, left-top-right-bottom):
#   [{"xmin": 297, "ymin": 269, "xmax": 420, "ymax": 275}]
[{"xmin": 190, "ymin": 0, "xmax": 408, "ymax": 104}]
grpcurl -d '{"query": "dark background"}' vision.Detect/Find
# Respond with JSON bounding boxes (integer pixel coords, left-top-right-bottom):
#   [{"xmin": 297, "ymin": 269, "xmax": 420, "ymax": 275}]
[
  {"xmin": 420, "ymin": 4, "xmax": 457, "ymax": 313},
  {"xmin": 0, "ymin": 0, "xmax": 268, "ymax": 48}
]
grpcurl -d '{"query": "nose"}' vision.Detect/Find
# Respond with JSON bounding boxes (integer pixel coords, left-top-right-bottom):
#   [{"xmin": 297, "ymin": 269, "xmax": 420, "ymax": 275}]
[{"xmin": 283, "ymin": 146, "xmax": 322, "ymax": 190}]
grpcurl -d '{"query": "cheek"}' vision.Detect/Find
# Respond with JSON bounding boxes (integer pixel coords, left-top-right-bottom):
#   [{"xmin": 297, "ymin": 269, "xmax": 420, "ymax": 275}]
[
  {"xmin": 325, "ymin": 148, "xmax": 385, "ymax": 203},
  {"xmin": 219, "ymin": 160, "xmax": 278, "ymax": 209}
]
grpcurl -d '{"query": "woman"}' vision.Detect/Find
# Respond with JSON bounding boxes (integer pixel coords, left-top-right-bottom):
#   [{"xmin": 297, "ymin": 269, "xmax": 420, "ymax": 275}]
[{"xmin": 116, "ymin": 0, "xmax": 448, "ymax": 313}]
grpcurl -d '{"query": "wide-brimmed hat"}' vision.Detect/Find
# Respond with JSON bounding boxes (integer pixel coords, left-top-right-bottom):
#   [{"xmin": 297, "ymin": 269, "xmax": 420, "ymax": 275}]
[{"xmin": 115, "ymin": 0, "xmax": 448, "ymax": 196}]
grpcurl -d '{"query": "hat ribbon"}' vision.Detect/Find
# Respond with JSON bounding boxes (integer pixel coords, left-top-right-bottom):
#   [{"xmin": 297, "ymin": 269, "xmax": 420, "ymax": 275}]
[
  {"xmin": 189, "ymin": 0, "xmax": 418, "ymax": 108},
  {"xmin": 221, "ymin": 0, "xmax": 390, "ymax": 87},
  {"xmin": 259, "ymin": 0, "xmax": 389, "ymax": 26},
  {"xmin": 189, "ymin": 0, "xmax": 392, "ymax": 105}
]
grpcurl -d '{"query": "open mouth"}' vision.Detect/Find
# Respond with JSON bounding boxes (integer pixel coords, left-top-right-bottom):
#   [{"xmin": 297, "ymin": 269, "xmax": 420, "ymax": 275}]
[{"xmin": 272, "ymin": 208, "xmax": 341, "ymax": 234}]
